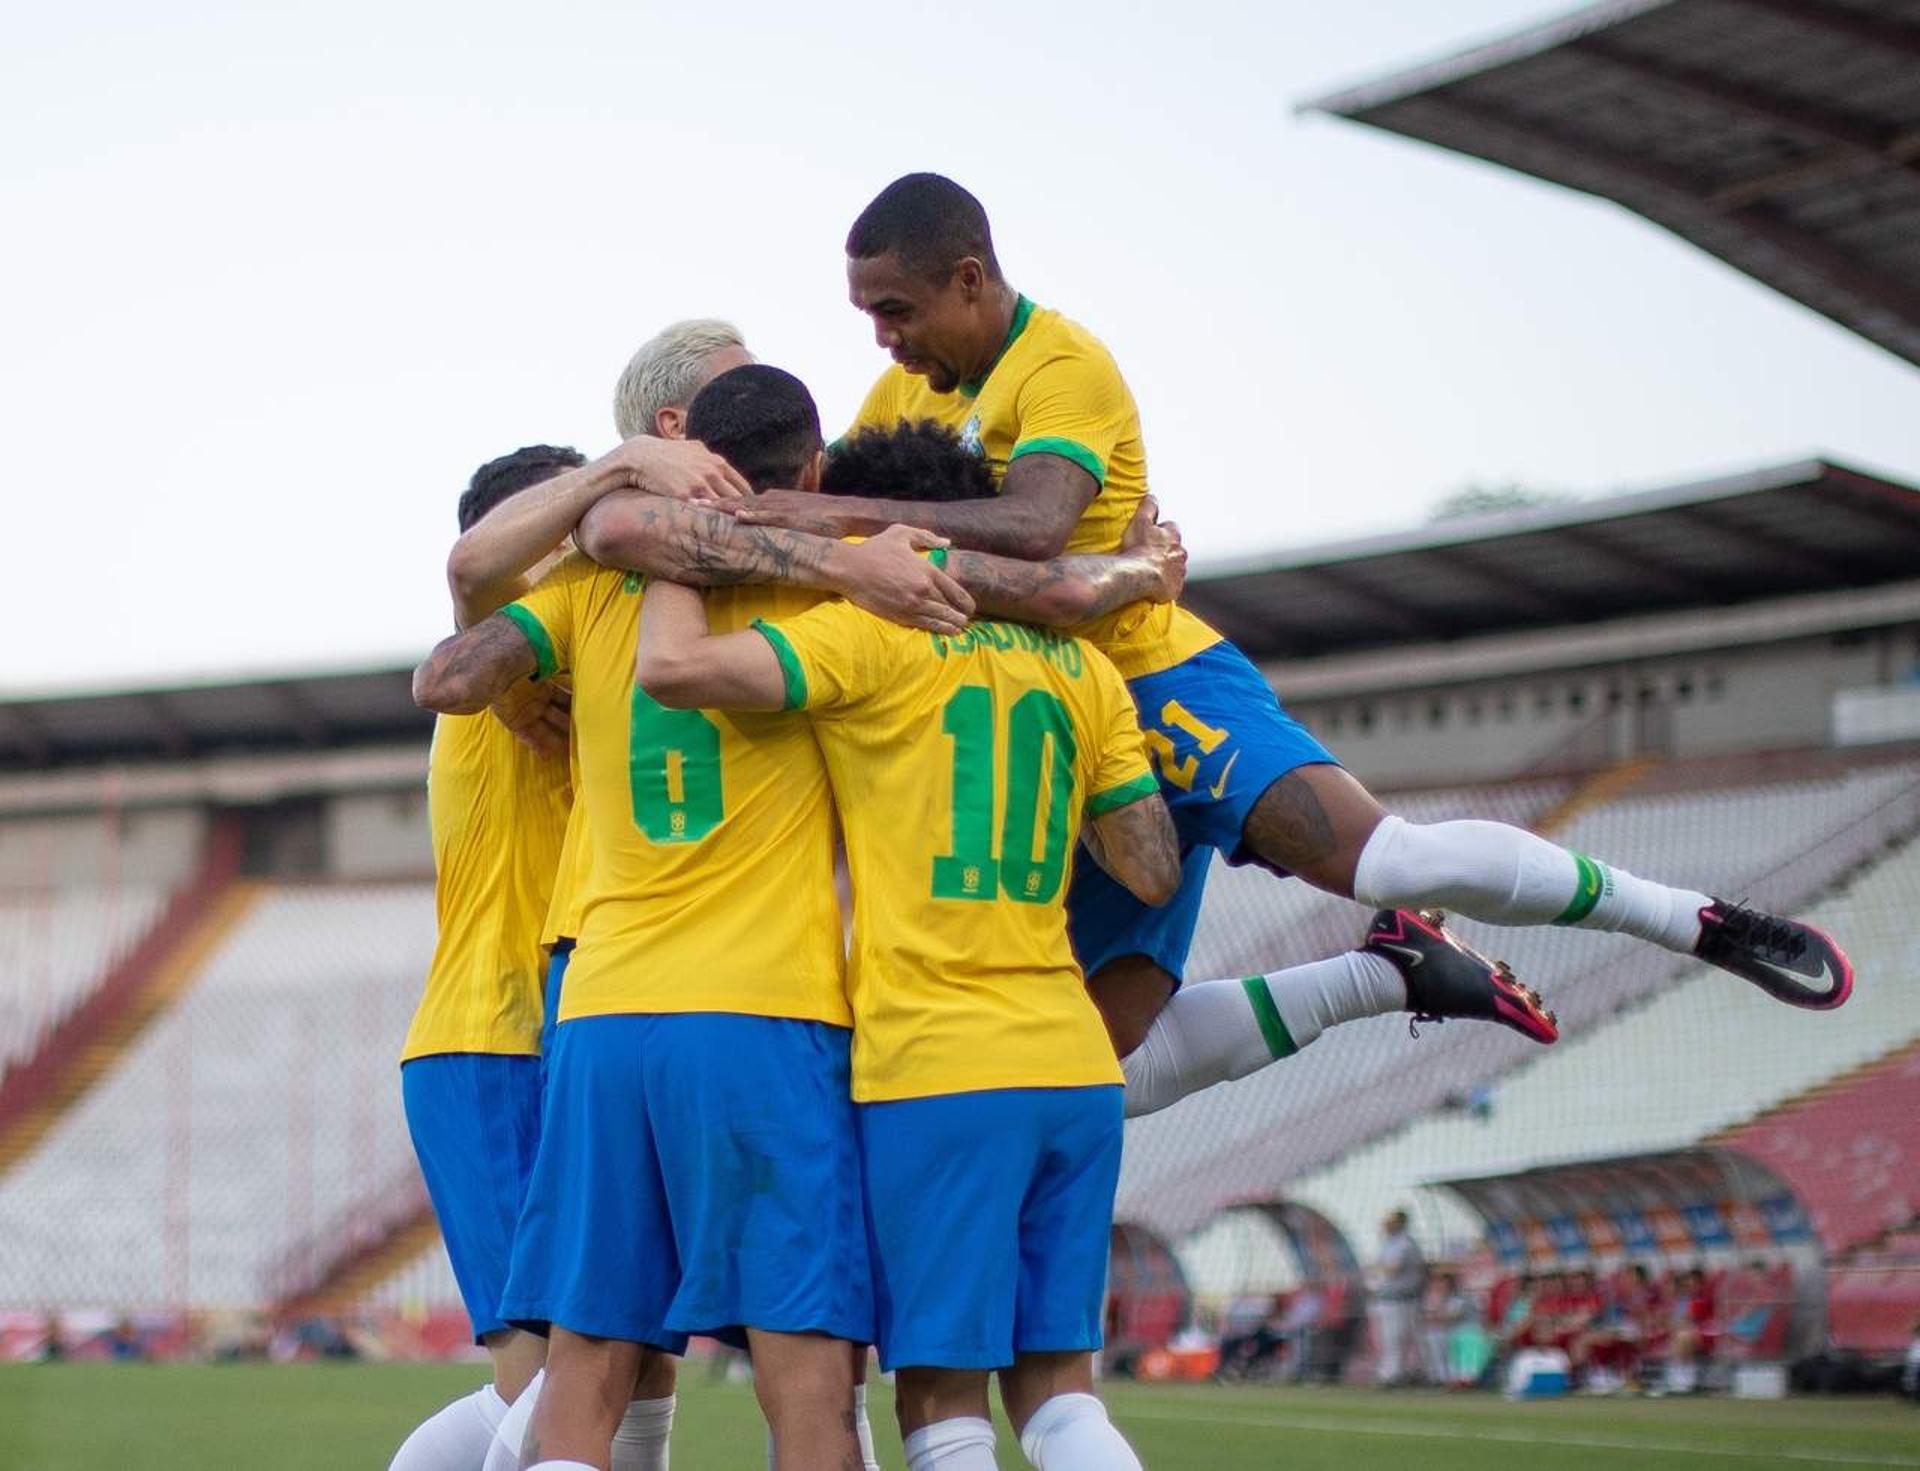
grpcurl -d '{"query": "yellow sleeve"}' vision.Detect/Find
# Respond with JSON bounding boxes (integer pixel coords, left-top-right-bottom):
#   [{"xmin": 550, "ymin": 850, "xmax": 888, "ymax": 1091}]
[
  {"xmin": 1084, "ymin": 648, "xmax": 1157, "ymax": 815},
  {"xmin": 845, "ymin": 370, "xmax": 900, "ymax": 440},
  {"xmin": 500, "ymin": 554, "xmax": 590, "ymax": 680},
  {"xmin": 752, "ymin": 597, "xmax": 898, "ymax": 713},
  {"xmin": 1009, "ymin": 345, "xmax": 1135, "ymax": 491}
]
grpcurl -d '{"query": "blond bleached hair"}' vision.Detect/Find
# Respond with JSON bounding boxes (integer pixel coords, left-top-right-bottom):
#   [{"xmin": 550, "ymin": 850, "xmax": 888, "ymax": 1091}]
[{"xmin": 612, "ymin": 318, "xmax": 748, "ymax": 438}]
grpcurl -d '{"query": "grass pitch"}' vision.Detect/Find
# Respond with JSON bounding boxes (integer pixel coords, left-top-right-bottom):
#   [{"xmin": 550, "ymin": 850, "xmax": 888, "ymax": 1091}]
[{"xmin": 3, "ymin": 1362, "xmax": 1916, "ymax": 1469}]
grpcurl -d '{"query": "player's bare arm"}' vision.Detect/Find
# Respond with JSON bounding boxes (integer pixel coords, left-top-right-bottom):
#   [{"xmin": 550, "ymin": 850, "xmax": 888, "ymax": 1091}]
[
  {"xmin": 446, "ymin": 436, "xmax": 750, "ymax": 628},
  {"xmin": 412, "ymin": 613, "xmax": 541, "ymax": 714},
  {"xmin": 728, "ymin": 452, "xmax": 1096, "ymax": 561},
  {"xmin": 634, "ymin": 578, "xmax": 790, "ymax": 713},
  {"xmin": 1083, "ymin": 792, "xmax": 1181, "ymax": 907},
  {"xmin": 950, "ymin": 500, "xmax": 1186, "ymax": 626},
  {"xmin": 577, "ymin": 494, "xmax": 973, "ymax": 633}
]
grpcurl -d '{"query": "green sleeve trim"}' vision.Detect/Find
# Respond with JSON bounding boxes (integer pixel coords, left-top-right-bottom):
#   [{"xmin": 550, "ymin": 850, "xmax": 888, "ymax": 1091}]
[
  {"xmin": 1010, "ymin": 436, "xmax": 1106, "ymax": 488},
  {"xmin": 928, "ymin": 546, "xmax": 949, "ymax": 569},
  {"xmin": 751, "ymin": 619, "xmax": 809, "ymax": 711},
  {"xmin": 499, "ymin": 603, "xmax": 557, "ymax": 681},
  {"xmin": 1241, "ymin": 976, "xmax": 1298, "ymax": 1061},
  {"xmin": 1087, "ymin": 771, "xmax": 1159, "ymax": 816}
]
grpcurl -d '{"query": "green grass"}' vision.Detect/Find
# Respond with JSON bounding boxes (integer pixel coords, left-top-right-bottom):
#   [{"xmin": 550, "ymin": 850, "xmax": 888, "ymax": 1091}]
[{"xmin": 2, "ymin": 1363, "xmax": 1915, "ymax": 1469}]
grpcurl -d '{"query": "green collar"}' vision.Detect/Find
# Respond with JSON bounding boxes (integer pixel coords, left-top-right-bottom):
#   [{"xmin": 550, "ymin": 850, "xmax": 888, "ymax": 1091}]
[{"xmin": 958, "ymin": 294, "xmax": 1034, "ymax": 399}]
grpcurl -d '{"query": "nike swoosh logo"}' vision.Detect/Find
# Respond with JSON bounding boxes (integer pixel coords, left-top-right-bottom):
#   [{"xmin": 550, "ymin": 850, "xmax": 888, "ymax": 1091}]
[
  {"xmin": 1208, "ymin": 750, "xmax": 1242, "ymax": 800},
  {"xmin": 1375, "ymin": 942, "xmax": 1424, "ymax": 969}
]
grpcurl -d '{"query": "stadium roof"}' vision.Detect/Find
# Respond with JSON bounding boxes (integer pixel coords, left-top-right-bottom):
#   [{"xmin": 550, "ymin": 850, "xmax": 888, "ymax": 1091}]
[
  {"xmin": 0, "ymin": 665, "xmax": 426, "ymax": 773},
  {"xmin": 1308, "ymin": 0, "xmax": 1920, "ymax": 367},
  {"xmin": 5, "ymin": 458, "xmax": 1919, "ymax": 769},
  {"xmin": 1181, "ymin": 457, "xmax": 1920, "ymax": 661}
]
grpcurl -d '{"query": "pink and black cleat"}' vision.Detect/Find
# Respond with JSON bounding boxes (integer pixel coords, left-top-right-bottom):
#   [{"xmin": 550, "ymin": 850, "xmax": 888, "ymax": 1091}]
[
  {"xmin": 1365, "ymin": 908, "xmax": 1559, "ymax": 1045},
  {"xmin": 1694, "ymin": 899, "xmax": 1853, "ymax": 1010}
]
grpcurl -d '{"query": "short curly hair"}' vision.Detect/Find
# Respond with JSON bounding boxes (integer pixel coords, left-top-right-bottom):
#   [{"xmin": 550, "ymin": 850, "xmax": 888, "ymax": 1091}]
[{"xmin": 820, "ymin": 421, "xmax": 995, "ymax": 503}]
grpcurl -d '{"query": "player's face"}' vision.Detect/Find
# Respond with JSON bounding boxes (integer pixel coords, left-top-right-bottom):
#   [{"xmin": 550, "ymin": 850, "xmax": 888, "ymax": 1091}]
[{"xmin": 848, "ymin": 253, "xmax": 979, "ymax": 394}]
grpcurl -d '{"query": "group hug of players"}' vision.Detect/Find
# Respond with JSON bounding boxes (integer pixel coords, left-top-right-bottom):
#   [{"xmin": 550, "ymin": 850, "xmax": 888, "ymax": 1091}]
[{"xmin": 391, "ymin": 174, "xmax": 1854, "ymax": 1471}]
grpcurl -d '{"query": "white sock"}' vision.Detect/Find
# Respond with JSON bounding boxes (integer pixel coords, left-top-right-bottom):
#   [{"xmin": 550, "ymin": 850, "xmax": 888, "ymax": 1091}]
[
  {"xmin": 853, "ymin": 1383, "xmax": 881, "ymax": 1471},
  {"xmin": 527, "ymin": 1463, "xmax": 599, "ymax": 1471},
  {"xmin": 1018, "ymin": 1393, "xmax": 1142, "ymax": 1471},
  {"xmin": 482, "ymin": 1370, "xmax": 542, "ymax": 1471},
  {"xmin": 1121, "ymin": 953, "xmax": 1403, "ymax": 1119},
  {"xmin": 903, "ymin": 1415, "xmax": 999, "ymax": 1470},
  {"xmin": 612, "ymin": 1394, "xmax": 675, "ymax": 1471},
  {"xmin": 1353, "ymin": 814, "xmax": 1707, "ymax": 952},
  {"xmin": 389, "ymin": 1384, "xmax": 508, "ymax": 1470}
]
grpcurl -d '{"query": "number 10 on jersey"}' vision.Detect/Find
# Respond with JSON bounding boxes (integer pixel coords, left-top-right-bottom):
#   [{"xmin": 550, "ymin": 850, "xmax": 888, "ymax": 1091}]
[{"xmin": 932, "ymin": 684, "xmax": 1078, "ymax": 905}]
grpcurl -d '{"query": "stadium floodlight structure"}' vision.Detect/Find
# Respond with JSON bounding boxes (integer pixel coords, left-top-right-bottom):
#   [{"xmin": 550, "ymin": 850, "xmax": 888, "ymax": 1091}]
[{"xmin": 1304, "ymin": 0, "xmax": 1920, "ymax": 369}]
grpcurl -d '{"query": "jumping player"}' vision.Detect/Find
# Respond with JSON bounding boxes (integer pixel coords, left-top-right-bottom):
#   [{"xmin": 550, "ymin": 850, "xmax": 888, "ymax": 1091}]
[
  {"xmin": 636, "ymin": 365, "xmax": 1184, "ymax": 1471},
  {"xmin": 729, "ymin": 174, "xmax": 1852, "ymax": 1117}
]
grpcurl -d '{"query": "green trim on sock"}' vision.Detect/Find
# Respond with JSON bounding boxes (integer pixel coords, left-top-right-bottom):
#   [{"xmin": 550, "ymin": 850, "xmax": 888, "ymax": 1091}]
[
  {"xmin": 1555, "ymin": 852, "xmax": 1608, "ymax": 925},
  {"xmin": 1241, "ymin": 975, "xmax": 1297, "ymax": 1059}
]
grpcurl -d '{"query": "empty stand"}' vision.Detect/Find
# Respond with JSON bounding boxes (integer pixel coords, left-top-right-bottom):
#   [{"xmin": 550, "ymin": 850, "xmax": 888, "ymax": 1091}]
[
  {"xmin": 0, "ymin": 887, "xmax": 169, "ymax": 1078},
  {"xmin": 0, "ymin": 883, "xmax": 433, "ymax": 1310}
]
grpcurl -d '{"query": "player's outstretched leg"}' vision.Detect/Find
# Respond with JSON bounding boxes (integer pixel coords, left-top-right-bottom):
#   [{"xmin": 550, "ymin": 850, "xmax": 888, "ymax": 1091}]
[
  {"xmin": 1116, "ymin": 912, "xmax": 1553, "ymax": 1120},
  {"xmin": 1249, "ymin": 764, "xmax": 1852, "ymax": 1010},
  {"xmin": 389, "ymin": 1382, "xmax": 510, "ymax": 1471}
]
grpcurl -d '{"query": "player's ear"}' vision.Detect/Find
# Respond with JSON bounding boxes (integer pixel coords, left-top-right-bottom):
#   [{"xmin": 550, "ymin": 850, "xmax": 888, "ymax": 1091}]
[
  {"xmin": 655, "ymin": 405, "xmax": 687, "ymax": 440},
  {"xmin": 955, "ymin": 257, "xmax": 986, "ymax": 301},
  {"xmin": 797, "ymin": 450, "xmax": 825, "ymax": 495}
]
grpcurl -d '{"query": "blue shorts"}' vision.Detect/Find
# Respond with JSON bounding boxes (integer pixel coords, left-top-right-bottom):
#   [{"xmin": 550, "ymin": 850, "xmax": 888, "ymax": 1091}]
[
  {"xmin": 500, "ymin": 1012, "xmax": 872, "ymax": 1353},
  {"xmin": 401, "ymin": 1052, "xmax": 544, "ymax": 1342},
  {"xmin": 858, "ymin": 1085, "xmax": 1123, "ymax": 1371},
  {"xmin": 540, "ymin": 939, "xmax": 572, "ymax": 1064},
  {"xmin": 1067, "ymin": 640, "xmax": 1337, "ymax": 983}
]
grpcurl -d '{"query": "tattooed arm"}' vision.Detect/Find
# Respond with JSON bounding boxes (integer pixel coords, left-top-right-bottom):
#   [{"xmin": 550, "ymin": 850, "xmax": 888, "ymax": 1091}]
[
  {"xmin": 576, "ymin": 493, "xmax": 973, "ymax": 633},
  {"xmin": 412, "ymin": 614, "xmax": 540, "ymax": 713},
  {"xmin": 1083, "ymin": 791, "xmax": 1181, "ymax": 906},
  {"xmin": 728, "ymin": 452, "xmax": 1096, "ymax": 560},
  {"xmin": 947, "ymin": 507, "xmax": 1185, "ymax": 625}
]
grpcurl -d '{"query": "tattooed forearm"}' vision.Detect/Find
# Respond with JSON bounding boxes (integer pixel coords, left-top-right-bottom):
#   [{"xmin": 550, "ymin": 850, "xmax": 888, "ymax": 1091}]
[
  {"xmin": 577, "ymin": 493, "xmax": 843, "ymax": 590},
  {"xmin": 948, "ymin": 550, "xmax": 1161, "ymax": 627},
  {"xmin": 1088, "ymin": 792, "xmax": 1181, "ymax": 905},
  {"xmin": 412, "ymin": 614, "xmax": 539, "ymax": 713}
]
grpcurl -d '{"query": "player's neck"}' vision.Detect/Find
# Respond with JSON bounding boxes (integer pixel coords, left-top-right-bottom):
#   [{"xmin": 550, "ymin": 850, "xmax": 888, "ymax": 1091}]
[{"xmin": 963, "ymin": 282, "xmax": 1023, "ymax": 383}]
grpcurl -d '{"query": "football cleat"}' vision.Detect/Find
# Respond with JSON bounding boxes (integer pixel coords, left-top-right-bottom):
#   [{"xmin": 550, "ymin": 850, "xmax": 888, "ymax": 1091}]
[
  {"xmin": 1365, "ymin": 908, "xmax": 1559, "ymax": 1045},
  {"xmin": 1694, "ymin": 899, "xmax": 1853, "ymax": 1010}
]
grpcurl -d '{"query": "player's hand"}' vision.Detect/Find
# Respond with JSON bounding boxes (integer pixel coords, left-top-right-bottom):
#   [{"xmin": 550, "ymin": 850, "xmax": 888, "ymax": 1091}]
[
  {"xmin": 839, "ymin": 525, "xmax": 974, "ymax": 635},
  {"xmin": 490, "ymin": 677, "xmax": 571, "ymax": 758},
  {"xmin": 1122, "ymin": 497, "xmax": 1187, "ymax": 603},
  {"xmin": 597, "ymin": 435, "xmax": 751, "ymax": 501},
  {"xmin": 718, "ymin": 487, "xmax": 847, "ymax": 535}
]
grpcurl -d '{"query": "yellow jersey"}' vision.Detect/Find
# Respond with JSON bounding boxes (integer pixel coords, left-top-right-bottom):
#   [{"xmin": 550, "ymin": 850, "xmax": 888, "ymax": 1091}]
[
  {"xmin": 755, "ymin": 597, "xmax": 1158, "ymax": 1100},
  {"xmin": 849, "ymin": 296, "xmax": 1222, "ymax": 681},
  {"xmin": 401, "ymin": 710, "xmax": 571, "ymax": 1061},
  {"xmin": 540, "ymin": 749, "xmax": 590, "ymax": 947},
  {"xmin": 503, "ymin": 555, "xmax": 848, "ymax": 1027}
]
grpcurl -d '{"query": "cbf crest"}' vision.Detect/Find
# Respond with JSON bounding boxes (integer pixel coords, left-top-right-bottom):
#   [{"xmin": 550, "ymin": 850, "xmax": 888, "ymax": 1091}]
[{"xmin": 959, "ymin": 415, "xmax": 984, "ymax": 456}]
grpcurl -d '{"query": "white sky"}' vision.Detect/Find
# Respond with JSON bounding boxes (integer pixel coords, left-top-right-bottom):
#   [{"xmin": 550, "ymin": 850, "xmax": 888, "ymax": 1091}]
[{"xmin": 6, "ymin": 0, "xmax": 1918, "ymax": 692}]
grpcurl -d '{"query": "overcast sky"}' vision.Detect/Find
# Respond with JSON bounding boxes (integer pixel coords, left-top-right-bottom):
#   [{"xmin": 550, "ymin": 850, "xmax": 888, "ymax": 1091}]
[{"xmin": 7, "ymin": 0, "xmax": 1918, "ymax": 693}]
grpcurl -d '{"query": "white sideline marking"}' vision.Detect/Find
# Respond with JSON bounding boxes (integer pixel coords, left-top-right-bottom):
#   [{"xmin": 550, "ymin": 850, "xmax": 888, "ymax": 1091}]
[{"xmin": 1114, "ymin": 1401, "xmax": 1920, "ymax": 1467}]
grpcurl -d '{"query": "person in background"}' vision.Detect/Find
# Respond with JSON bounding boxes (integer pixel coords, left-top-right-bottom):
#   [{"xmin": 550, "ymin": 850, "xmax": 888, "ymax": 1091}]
[
  {"xmin": 1370, "ymin": 1209, "xmax": 1428, "ymax": 1386},
  {"xmin": 1422, "ymin": 1271, "xmax": 1472, "ymax": 1387}
]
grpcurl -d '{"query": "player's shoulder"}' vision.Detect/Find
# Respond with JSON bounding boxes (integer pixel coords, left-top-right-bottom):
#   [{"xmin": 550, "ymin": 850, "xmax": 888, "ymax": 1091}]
[{"xmin": 1020, "ymin": 302, "xmax": 1122, "ymax": 372}]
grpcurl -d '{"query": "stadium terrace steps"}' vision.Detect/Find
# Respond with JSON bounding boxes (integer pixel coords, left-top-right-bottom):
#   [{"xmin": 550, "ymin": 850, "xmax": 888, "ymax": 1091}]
[
  {"xmin": 0, "ymin": 822, "xmax": 257, "ymax": 1179},
  {"xmin": 0, "ymin": 881, "xmax": 436, "ymax": 1310},
  {"xmin": 268, "ymin": 1163, "xmax": 439, "ymax": 1320},
  {"xmin": 1119, "ymin": 757, "xmax": 1920, "ymax": 1245},
  {"xmin": 1528, "ymin": 754, "xmax": 1660, "ymax": 837},
  {"xmin": 1716, "ymin": 1038, "xmax": 1920, "ymax": 1258},
  {"xmin": 0, "ymin": 887, "xmax": 170, "ymax": 1080}
]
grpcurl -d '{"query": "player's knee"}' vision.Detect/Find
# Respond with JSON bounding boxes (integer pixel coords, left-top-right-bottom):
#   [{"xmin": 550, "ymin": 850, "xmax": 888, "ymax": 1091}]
[
  {"xmin": 1242, "ymin": 766, "xmax": 1382, "ymax": 897},
  {"xmin": 1085, "ymin": 956, "xmax": 1176, "ymax": 1058}
]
